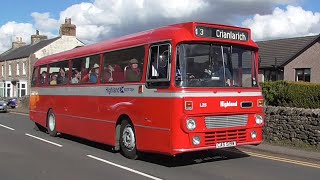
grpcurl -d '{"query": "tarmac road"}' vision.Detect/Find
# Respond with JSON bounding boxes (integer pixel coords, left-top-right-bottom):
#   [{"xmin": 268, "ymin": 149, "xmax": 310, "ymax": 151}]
[{"xmin": 1, "ymin": 112, "xmax": 319, "ymax": 180}]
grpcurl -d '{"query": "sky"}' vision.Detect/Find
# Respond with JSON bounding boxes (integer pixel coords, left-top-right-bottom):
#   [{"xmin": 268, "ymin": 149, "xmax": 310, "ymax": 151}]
[{"xmin": 0, "ymin": 0, "xmax": 319, "ymax": 53}]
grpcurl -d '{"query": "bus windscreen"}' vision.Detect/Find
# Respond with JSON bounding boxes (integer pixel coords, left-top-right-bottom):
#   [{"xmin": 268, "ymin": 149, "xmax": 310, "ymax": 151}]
[{"xmin": 176, "ymin": 43, "xmax": 258, "ymax": 88}]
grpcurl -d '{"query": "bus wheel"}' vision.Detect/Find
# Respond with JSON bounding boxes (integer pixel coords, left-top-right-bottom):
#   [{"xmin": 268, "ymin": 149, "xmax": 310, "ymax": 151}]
[
  {"xmin": 120, "ymin": 120, "xmax": 138, "ymax": 159},
  {"xmin": 47, "ymin": 109, "xmax": 57, "ymax": 137}
]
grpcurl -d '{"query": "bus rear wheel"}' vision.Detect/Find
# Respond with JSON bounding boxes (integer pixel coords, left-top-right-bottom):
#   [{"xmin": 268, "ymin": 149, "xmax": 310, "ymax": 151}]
[
  {"xmin": 47, "ymin": 109, "xmax": 58, "ymax": 137},
  {"xmin": 120, "ymin": 120, "xmax": 138, "ymax": 159}
]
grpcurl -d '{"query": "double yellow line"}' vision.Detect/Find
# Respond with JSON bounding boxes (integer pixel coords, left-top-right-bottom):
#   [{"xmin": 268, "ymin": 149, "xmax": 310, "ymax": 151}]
[{"xmin": 242, "ymin": 150, "xmax": 320, "ymax": 169}]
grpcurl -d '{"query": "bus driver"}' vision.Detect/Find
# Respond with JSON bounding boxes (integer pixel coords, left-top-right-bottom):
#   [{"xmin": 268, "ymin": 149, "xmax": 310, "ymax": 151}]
[{"xmin": 205, "ymin": 59, "xmax": 231, "ymax": 86}]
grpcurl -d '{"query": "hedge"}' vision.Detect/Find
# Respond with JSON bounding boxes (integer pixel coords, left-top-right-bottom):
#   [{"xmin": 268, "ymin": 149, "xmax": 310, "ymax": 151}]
[{"xmin": 261, "ymin": 81, "xmax": 320, "ymax": 109}]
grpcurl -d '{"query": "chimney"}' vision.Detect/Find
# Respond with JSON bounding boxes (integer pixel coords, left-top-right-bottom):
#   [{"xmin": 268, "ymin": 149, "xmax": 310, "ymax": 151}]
[
  {"xmin": 31, "ymin": 30, "xmax": 48, "ymax": 45},
  {"xmin": 59, "ymin": 18, "xmax": 76, "ymax": 36},
  {"xmin": 12, "ymin": 37, "xmax": 26, "ymax": 49}
]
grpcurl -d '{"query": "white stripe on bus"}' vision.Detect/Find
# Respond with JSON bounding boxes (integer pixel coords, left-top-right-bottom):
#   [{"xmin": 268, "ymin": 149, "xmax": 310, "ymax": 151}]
[{"xmin": 31, "ymin": 85, "xmax": 262, "ymax": 98}]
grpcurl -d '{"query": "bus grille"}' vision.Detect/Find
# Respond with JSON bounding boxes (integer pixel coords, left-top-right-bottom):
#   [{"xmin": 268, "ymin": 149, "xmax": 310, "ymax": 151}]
[
  {"xmin": 204, "ymin": 129, "xmax": 247, "ymax": 145},
  {"xmin": 205, "ymin": 114, "xmax": 248, "ymax": 129}
]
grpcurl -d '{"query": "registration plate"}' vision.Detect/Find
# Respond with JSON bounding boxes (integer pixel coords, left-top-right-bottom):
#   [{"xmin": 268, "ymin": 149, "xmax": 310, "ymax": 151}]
[{"xmin": 216, "ymin": 141, "xmax": 236, "ymax": 148}]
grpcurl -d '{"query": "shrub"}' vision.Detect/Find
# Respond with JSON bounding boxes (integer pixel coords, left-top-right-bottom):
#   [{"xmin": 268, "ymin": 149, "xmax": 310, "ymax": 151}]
[{"xmin": 261, "ymin": 81, "xmax": 320, "ymax": 109}]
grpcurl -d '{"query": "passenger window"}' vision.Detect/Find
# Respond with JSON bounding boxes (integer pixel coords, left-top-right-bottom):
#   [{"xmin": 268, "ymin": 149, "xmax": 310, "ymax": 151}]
[
  {"xmin": 39, "ymin": 65, "xmax": 48, "ymax": 86},
  {"xmin": 49, "ymin": 60, "xmax": 69, "ymax": 86},
  {"xmin": 147, "ymin": 44, "xmax": 171, "ymax": 80},
  {"xmin": 101, "ymin": 46, "xmax": 145, "ymax": 83},
  {"xmin": 146, "ymin": 43, "xmax": 171, "ymax": 88},
  {"xmin": 31, "ymin": 67, "xmax": 38, "ymax": 87},
  {"xmin": 73, "ymin": 55, "xmax": 100, "ymax": 84}
]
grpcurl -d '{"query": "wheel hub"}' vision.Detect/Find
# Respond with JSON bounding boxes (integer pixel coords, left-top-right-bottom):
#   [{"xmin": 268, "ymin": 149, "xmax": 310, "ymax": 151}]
[
  {"xmin": 48, "ymin": 114, "xmax": 55, "ymax": 131},
  {"xmin": 122, "ymin": 125, "xmax": 135, "ymax": 151}
]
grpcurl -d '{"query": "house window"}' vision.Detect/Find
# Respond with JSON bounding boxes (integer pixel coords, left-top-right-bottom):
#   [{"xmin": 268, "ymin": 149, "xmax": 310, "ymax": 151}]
[
  {"xmin": 296, "ymin": 68, "xmax": 311, "ymax": 82},
  {"xmin": 1, "ymin": 65, "xmax": 3, "ymax": 76},
  {"xmin": 22, "ymin": 62, "xmax": 26, "ymax": 75},
  {"xmin": 6, "ymin": 82, "xmax": 11, "ymax": 97},
  {"xmin": 8, "ymin": 64, "xmax": 12, "ymax": 76},
  {"xmin": 17, "ymin": 82, "xmax": 27, "ymax": 97},
  {"xmin": 0, "ymin": 82, "xmax": 4, "ymax": 97},
  {"xmin": 16, "ymin": 63, "xmax": 20, "ymax": 75}
]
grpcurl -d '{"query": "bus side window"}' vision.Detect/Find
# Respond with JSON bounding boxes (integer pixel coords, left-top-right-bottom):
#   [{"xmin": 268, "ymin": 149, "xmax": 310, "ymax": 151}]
[
  {"xmin": 39, "ymin": 65, "xmax": 48, "ymax": 86},
  {"xmin": 87, "ymin": 55, "xmax": 100, "ymax": 84},
  {"xmin": 146, "ymin": 43, "xmax": 171, "ymax": 88},
  {"xmin": 101, "ymin": 46, "xmax": 144, "ymax": 83},
  {"xmin": 49, "ymin": 60, "xmax": 69, "ymax": 86},
  {"xmin": 31, "ymin": 67, "xmax": 39, "ymax": 87}
]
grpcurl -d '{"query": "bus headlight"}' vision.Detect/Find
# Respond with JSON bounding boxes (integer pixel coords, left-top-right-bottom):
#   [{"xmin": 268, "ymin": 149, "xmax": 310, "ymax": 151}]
[
  {"xmin": 192, "ymin": 136, "xmax": 201, "ymax": 145},
  {"xmin": 186, "ymin": 118, "xmax": 196, "ymax": 131},
  {"xmin": 251, "ymin": 131, "xmax": 257, "ymax": 139},
  {"xmin": 255, "ymin": 115, "xmax": 263, "ymax": 125}
]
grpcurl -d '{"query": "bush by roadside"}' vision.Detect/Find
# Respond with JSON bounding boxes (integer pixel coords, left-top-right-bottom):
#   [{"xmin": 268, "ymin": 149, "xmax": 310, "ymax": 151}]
[{"xmin": 261, "ymin": 81, "xmax": 320, "ymax": 109}]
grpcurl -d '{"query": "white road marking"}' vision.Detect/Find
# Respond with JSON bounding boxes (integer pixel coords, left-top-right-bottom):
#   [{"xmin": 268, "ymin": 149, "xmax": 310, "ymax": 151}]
[
  {"xmin": 0, "ymin": 123, "xmax": 15, "ymax": 131},
  {"xmin": 25, "ymin": 133, "xmax": 63, "ymax": 147},
  {"xmin": 87, "ymin": 155, "xmax": 163, "ymax": 180},
  {"xmin": 9, "ymin": 111, "xmax": 28, "ymax": 116}
]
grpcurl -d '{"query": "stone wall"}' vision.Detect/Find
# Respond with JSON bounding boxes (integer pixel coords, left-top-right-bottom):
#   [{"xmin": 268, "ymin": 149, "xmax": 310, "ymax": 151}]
[{"xmin": 264, "ymin": 106, "xmax": 320, "ymax": 148}]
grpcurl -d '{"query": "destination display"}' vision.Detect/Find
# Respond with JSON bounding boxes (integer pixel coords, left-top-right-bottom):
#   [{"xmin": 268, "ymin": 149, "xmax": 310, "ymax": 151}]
[{"xmin": 195, "ymin": 26, "xmax": 249, "ymax": 42}]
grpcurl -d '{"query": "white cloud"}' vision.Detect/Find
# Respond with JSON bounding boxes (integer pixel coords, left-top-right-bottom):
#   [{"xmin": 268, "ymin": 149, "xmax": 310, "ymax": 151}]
[
  {"xmin": 0, "ymin": 0, "xmax": 315, "ymax": 54},
  {"xmin": 58, "ymin": 0, "xmax": 296, "ymax": 44},
  {"xmin": 31, "ymin": 12, "xmax": 59, "ymax": 32},
  {"xmin": 243, "ymin": 5, "xmax": 320, "ymax": 40},
  {"xmin": 0, "ymin": 22, "xmax": 35, "ymax": 53},
  {"xmin": 58, "ymin": 0, "xmax": 208, "ymax": 43},
  {"xmin": 0, "ymin": 12, "xmax": 58, "ymax": 54}
]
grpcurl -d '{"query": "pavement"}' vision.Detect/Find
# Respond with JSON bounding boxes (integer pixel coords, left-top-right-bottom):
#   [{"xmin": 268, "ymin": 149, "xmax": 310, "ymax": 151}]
[
  {"xmin": 8, "ymin": 106, "xmax": 320, "ymax": 164},
  {"xmin": 239, "ymin": 142, "xmax": 320, "ymax": 164}
]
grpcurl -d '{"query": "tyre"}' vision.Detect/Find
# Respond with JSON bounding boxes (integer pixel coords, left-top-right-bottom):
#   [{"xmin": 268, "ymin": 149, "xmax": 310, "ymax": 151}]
[
  {"xmin": 120, "ymin": 120, "xmax": 138, "ymax": 159},
  {"xmin": 47, "ymin": 109, "xmax": 58, "ymax": 137}
]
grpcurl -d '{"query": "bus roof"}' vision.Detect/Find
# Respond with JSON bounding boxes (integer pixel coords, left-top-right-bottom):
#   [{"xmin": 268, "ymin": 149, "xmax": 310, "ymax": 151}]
[{"xmin": 34, "ymin": 22, "xmax": 258, "ymax": 66}]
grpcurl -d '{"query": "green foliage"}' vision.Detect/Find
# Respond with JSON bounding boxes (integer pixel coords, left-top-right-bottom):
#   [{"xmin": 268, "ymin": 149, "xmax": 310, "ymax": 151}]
[{"xmin": 261, "ymin": 81, "xmax": 320, "ymax": 109}]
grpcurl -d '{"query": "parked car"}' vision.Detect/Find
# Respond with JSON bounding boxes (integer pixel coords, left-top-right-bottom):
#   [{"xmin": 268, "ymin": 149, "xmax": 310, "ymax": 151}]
[
  {"xmin": 0, "ymin": 100, "xmax": 8, "ymax": 113},
  {"xmin": 6, "ymin": 98, "xmax": 17, "ymax": 108}
]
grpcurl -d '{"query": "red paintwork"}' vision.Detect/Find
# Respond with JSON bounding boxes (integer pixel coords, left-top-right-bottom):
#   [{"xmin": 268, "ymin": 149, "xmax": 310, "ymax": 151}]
[{"xmin": 30, "ymin": 22, "xmax": 264, "ymax": 156}]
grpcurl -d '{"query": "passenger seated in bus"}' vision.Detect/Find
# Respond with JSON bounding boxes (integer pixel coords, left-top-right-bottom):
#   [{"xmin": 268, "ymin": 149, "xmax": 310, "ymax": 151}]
[
  {"xmin": 80, "ymin": 67, "xmax": 89, "ymax": 82},
  {"xmin": 40, "ymin": 71, "xmax": 47, "ymax": 85},
  {"xmin": 102, "ymin": 64, "xmax": 114, "ymax": 82},
  {"xmin": 71, "ymin": 70, "xmax": 81, "ymax": 84},
  {"xmin": 113, "ymin": 64, "xmax": 124, "ymax": 81},
  {"xmin": 50, "ymin": 73, "xmax": 58, "ymax": 85},
  {"xmin": 89, "ymin": 63, "xmax": 100, "ymax": 83},
  {"xmin": 57, "ymin": 67, "xmax": 67, "ymax": 85},
  {"xmin": 125, "ymin": 58, "xmax": 141, "ymax": 82}
]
